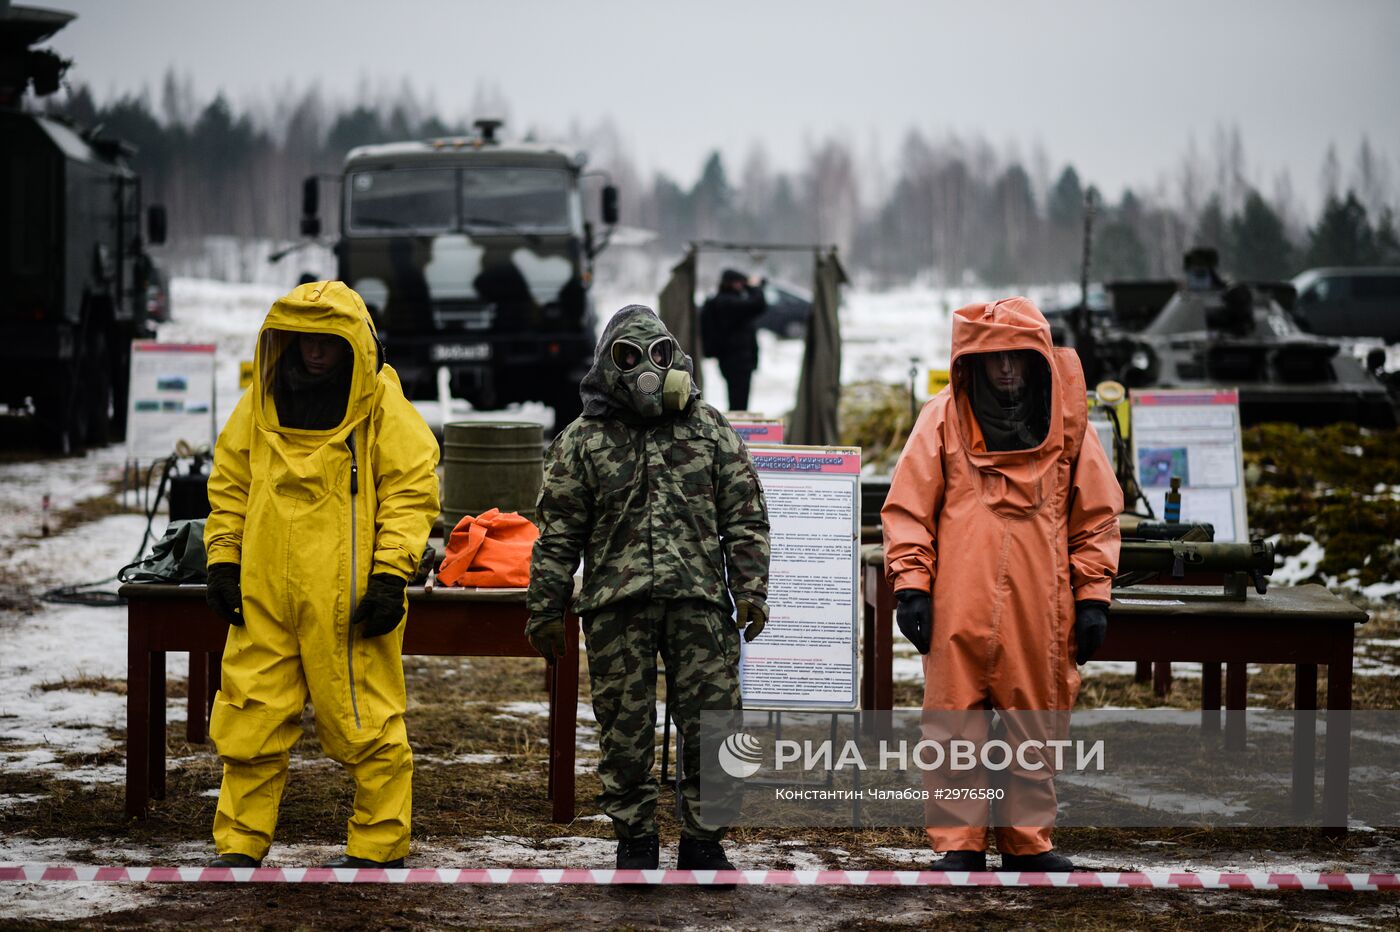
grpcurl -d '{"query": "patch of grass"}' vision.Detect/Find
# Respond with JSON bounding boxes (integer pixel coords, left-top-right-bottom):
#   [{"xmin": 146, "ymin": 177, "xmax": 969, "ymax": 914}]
[
  {"xmin": 37, "ymin": 675, "xmax": 128, "ymax": 696},
  {"xmin": 48, "ymin": 488, "xmax": 140, "ymax": 537},
  {"xmin": 1079, "ymin": 659, "xmax": 1400, "ymax": 712}
]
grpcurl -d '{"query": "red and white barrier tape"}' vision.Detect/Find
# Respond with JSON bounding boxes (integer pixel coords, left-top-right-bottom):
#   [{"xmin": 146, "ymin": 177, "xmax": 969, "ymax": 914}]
[{"xmin": 1, "ymin": 865, "xmax": 1397, "ymax": 890}]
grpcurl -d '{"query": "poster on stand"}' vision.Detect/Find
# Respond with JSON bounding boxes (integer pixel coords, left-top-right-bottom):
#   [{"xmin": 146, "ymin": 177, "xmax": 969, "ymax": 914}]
[
  {"xmin": 728, "ymin": 417, "xmax": 785, "ymax": 445},
  {"xmin": 125, "ymin": 341, "xmax": 217, "ymax": 462},
  {"xmin": 741, "ymin": 445, "xmax": 861, "ymax": 710},
  {"xmin": 1129, "ymin": 388, "xmax": 1248, "ymax": 541}
]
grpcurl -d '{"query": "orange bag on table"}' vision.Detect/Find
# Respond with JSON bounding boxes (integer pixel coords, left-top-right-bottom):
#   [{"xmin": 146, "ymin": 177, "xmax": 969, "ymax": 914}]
[{"xmin": 437, "ymin": 508, "xmax": 540, "ymax": 588}]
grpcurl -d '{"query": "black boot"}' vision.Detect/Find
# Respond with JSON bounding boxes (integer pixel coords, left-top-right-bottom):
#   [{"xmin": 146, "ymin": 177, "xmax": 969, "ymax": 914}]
[
  {"xmin": 929, "ymin": 849, "xmax": 987, "ymax": 871},
  {"xmin": 1001, "ymin": 849, "xmax": 1075, "ymax": 872},
  {"xmin": 615, "ymin": 834, "xmax": 660, "ymax": 870},
  {"xmin": 208, "ymin": 853, "xmax": 261, "ymax": 868},
  {"xmin": 676, "ymin": 838, "xmax": 736, "ymax": 871},
  {"xmin": 323, "ymin": 854, "xmax": 405, "ymax": 869}
]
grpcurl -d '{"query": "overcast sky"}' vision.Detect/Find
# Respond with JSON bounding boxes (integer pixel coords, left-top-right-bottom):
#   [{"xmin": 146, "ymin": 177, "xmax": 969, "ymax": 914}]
[{"xmin": 45, "ymin": 0, "xmax": 1400, "ymax": 211}]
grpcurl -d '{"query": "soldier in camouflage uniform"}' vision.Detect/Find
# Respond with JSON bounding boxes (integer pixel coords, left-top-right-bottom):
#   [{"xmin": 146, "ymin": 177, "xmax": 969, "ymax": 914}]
[{"xmin": 527, "ymin": 304, "xmax": 770, "ymax": 873}]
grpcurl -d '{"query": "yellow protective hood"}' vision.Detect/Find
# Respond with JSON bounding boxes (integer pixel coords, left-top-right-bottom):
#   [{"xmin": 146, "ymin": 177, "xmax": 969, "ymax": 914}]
[{"xmin": 253, "ymin": 281, "xmax": 383, "ymax": 435}]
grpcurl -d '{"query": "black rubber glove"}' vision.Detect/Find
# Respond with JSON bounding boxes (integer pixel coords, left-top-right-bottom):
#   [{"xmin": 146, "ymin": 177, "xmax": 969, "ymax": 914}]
[
  {"xmin": 527, "ymin": 615, "xmax": 566, "ymax": 663},
  {"xmin": 206, "ymin": 562, "xmax": 244, "ymax": 627},
  {"xmin": 353, "ymin": 573, "xmax": 408, "ymax": 638},
  {"xmin": 1074, "ymin": 600, "xmax": 1109, "ymax": 664},
  {"xmin": 895, "ymin": 589, "xmax": 932, "ymax": 655}
]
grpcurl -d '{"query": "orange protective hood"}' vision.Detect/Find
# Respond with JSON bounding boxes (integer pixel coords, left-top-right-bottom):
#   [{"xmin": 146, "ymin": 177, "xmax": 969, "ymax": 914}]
[
  {"xmin": 947, "ymin": 296, "xmax": 1071, "ymax": 464},
  {"xmin": 950, "ymin": 296, "xmax": 1055, "ymax": 366}
]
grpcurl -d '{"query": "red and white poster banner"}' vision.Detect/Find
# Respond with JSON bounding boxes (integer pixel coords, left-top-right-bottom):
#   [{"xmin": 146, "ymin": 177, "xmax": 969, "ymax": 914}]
[
  {"xmin": 742, "ymin": 445, "xmax": 862, "ymax": 710},
  {"xmin": 730, "ymin": 419, "xmax": 785, "ymax": 446}
]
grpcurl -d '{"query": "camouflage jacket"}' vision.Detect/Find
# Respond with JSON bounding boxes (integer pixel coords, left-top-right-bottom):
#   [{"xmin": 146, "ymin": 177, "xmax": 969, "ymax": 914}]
[{"xmin": 526, "ymin": 400, "xmax": 770, "ymax": 625}]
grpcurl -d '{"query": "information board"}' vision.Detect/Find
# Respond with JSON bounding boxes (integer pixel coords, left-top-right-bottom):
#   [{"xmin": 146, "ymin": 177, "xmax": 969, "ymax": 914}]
[
  {"xmin": 1130, "ymin": 388, "xmax": 1248, "ymax": 541},
  {"xmin": 125, "ymin": 341, "xmax": 217, "ymax": 461},
  {"xmin": 729, "ymin": 418, "xmax": 785, "ymax": 445},
  {"xmin": 740, "ymin": 446, "xmax": 861, "ymax": 710}
]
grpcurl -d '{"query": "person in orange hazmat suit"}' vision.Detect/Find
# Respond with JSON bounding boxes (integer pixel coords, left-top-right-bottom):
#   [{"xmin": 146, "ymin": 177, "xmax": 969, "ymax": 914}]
[{"xmin": 882, "ymin": 296, "xmax": 1121, "ymax": 873}]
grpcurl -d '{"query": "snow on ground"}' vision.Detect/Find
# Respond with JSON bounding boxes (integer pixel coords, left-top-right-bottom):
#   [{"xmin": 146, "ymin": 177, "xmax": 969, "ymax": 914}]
[
  {"xmin": 0, "ymin": 445, "xmax": 131, "ymax": 554},
  {"xmin": 0, "ymin": 880, "xmax": 148, "ymax": 923},
  {"xmin": 1265, "ymin": 532, "xmax": 1400, "ymax": 612},
  {"xmin": 0, "ymin": 513, "xmax": 189, "ymax": 784},
  {"xmin": 1269, "ymin": 533, "xmax": 1328, "ymax": 586}
]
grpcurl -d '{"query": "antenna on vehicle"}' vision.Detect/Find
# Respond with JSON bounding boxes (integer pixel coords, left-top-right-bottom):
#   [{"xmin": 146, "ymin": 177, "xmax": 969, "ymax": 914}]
[{"xmin": 474, "ymin": 119, "xmax": 503, "ymax": 144}]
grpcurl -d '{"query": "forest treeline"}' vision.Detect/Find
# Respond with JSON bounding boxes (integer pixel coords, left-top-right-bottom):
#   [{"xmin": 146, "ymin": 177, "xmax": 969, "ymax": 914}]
[{"xmin": 51, "ymin": 76, "xmax": 1400, "ymax": 286}]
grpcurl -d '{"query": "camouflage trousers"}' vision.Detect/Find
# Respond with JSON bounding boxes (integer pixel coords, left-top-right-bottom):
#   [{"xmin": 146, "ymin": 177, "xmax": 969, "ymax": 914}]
[{"xmin": 583, "ymin": 597, "xmax": 743, "ymax": 841}]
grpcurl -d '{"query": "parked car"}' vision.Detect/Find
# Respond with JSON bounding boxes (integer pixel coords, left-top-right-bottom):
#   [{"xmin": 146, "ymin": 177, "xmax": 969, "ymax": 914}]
[
  {"xmin": 755, "ymin": 281, "xmax": 813, "ymax": 339},
  {"xmin": 1291, "ymin": 267, "xmax": 1400, "ymax": 344}
]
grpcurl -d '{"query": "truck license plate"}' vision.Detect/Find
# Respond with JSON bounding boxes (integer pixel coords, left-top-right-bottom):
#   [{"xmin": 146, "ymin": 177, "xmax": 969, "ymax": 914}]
[{"xmin": 431, "ymin": 343, "xmax": 492, "ymax": 362}]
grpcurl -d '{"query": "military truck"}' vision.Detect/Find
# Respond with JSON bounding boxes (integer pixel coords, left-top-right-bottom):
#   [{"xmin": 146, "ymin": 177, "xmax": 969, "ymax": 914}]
[
  {"xmin": 299, "ymin": 120, "xmax": 618, "ymax": 429},
  {"xmin": 1, "ymin": 4, "xmax": 167, "ymax": 451}
]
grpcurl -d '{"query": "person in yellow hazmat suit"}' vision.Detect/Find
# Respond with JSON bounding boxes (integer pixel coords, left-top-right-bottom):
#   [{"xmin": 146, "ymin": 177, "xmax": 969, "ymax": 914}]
[{"xmin": 202, "ymin": 281, "xmax": 439, "ymax": 869}]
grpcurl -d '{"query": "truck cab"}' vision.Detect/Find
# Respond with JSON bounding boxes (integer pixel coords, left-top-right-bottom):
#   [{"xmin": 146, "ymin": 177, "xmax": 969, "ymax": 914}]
[{"xmin": 305, "ymin": 120, "xmax": 617, "ymax": 429}]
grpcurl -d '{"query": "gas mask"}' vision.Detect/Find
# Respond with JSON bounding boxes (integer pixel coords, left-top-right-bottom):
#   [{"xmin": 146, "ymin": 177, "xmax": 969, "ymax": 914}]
[{"xmin": 611, "ymin": 336, "xmax": 691, "ymax": 418}]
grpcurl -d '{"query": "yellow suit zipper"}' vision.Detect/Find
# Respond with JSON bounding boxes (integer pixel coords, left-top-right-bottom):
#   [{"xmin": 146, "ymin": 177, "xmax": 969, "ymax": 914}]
[{"xmin": 347, "ymin": 428, "xmax": 362, "ymax": 729}]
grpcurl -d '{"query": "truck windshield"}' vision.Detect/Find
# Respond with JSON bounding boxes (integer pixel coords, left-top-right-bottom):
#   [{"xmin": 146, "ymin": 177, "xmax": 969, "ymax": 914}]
[
  {"xmin": 347, "ymin": 166, "xmax": 574, "ymax": 235},
  {"xmin": 348, "ymin": 169, "xmax": 456, "ymax": 233},
  {"xmin": 461, "ymin": 168, "xmax": 571, "ymax": 231}
]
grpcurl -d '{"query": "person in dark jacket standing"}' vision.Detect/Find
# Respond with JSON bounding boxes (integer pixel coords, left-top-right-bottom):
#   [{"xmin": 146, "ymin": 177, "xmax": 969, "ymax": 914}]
[
  {"xmin": 700, "ymin": 268, "xmax": 767, "ymax": 411},
  {"xmin": 527, "ymin": 305, "xmax": 770, "ymax": 873}
]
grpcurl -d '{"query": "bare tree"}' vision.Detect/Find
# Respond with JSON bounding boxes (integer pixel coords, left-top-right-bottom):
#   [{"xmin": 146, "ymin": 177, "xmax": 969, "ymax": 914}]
[{"xmin": 804, "ymin": 136, "xmax": 860, "ymax": 256}]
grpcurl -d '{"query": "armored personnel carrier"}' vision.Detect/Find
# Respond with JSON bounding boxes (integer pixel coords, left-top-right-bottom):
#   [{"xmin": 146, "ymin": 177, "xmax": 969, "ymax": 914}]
[{"xmin": 1071, "ymin": 249, "xmax": 1397, "ymax": 428}]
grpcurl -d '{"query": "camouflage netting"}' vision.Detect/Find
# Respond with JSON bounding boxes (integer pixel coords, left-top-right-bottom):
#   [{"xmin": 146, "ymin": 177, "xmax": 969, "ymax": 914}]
[
  {"xmin": 839, "ymin": 381, "xmax": 918, "ymax": 473},
  {"xmin": 1244, "ymin": 422, "xmax": 1400, "ymax": 588}
]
